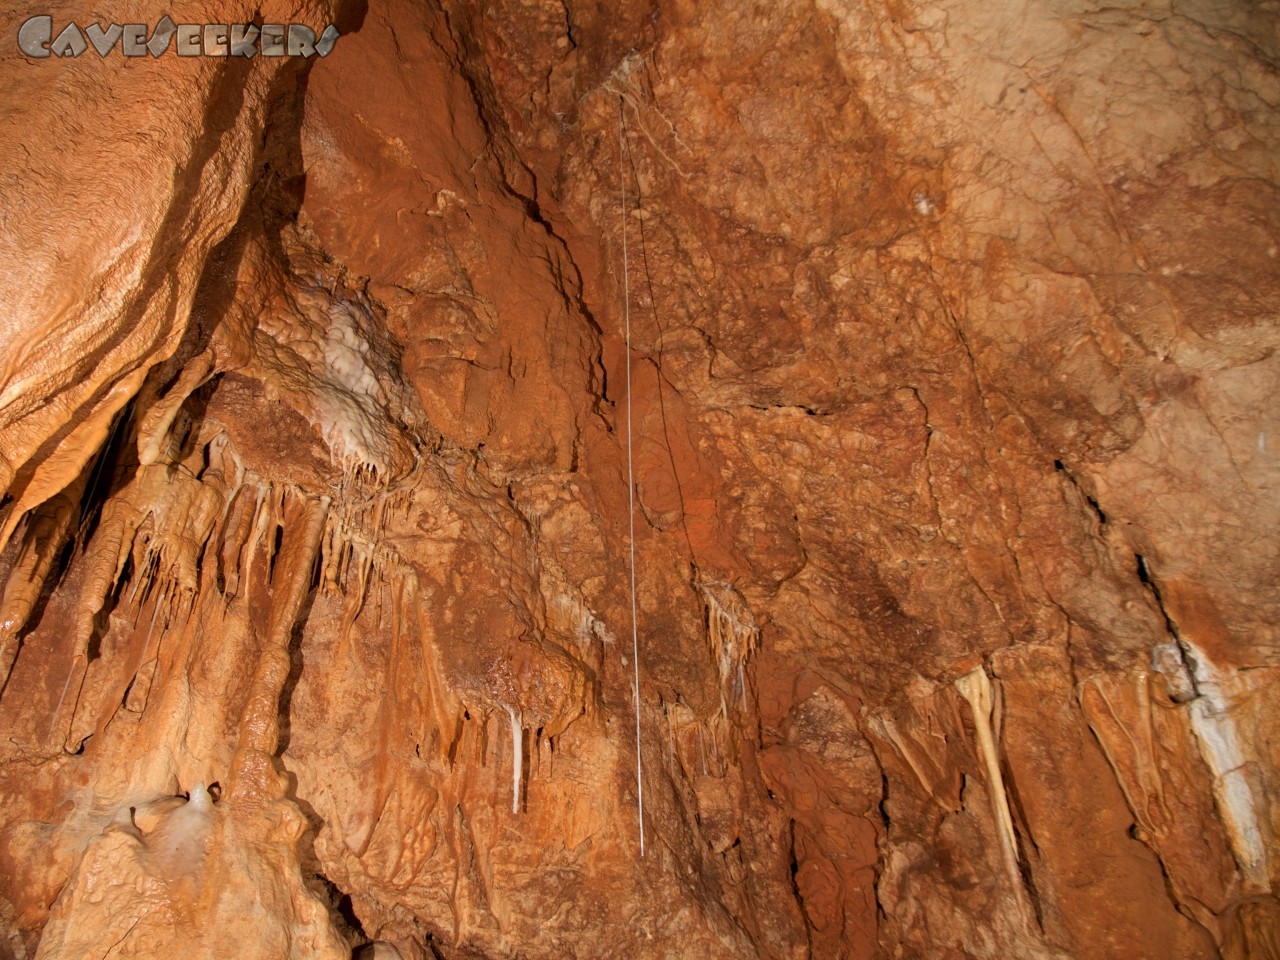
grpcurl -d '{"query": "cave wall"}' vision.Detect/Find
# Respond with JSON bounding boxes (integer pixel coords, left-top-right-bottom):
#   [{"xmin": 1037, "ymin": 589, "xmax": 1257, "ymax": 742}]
[{"xmin": 0, "ymin": 0, "xmax": 1276, "ymax": 958}]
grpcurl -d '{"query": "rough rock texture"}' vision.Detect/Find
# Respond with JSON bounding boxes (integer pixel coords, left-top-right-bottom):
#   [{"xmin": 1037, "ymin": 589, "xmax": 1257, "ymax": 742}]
[{"xmin": 0, "ymin": 0, "xmax": 1277, "ymax": 957}]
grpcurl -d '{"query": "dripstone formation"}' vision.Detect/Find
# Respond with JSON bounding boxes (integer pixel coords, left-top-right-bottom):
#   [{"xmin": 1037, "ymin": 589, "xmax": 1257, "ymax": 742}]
[{"xmin": 0, "ymin": 1, "xmax": 1276, "ymax": 957}]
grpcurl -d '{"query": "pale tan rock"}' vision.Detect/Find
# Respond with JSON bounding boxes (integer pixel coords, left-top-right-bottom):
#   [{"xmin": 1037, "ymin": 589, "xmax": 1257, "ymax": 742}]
[{"xmin": 0, "ymin": 0, "xmax": 1276, "ymax": 957}]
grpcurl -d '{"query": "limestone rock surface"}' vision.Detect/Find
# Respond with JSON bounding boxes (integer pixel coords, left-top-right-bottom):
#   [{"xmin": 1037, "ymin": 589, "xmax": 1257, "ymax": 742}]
[{"xmin": 0, "ymin": 0, "xmax": 1277, "ymax": 958}]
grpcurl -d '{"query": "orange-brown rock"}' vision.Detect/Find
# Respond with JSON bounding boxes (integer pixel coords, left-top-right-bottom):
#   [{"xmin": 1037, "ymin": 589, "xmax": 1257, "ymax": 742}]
[{"xmin": 0, "ymin": 0, "xmax": 1276, "ymax": 957}]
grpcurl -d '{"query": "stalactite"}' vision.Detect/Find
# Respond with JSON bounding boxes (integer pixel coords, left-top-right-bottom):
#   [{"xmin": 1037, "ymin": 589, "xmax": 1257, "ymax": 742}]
[
  {"xmin": 507, "ymin": 703, "xmax": 524, "ymax": 814},
  {"xmin": 868, "ymin": 713, "xmax": 951, "ymax": 810},
  {"xmin": 1078, "ymin": 673, "xmax": 1169, "ymax": 838},
  {"xmin": 660, "ymin": 696, "xmax": 721, "ymax": 782},
  {"xmin": 336, "ymin": 544, "xmax": 373, "ymax": 658},
  {"xmin": 218, "ymin": 483, "xmax": 260, "ymax": 601},
  {"xmin": 954, "ymin": 666, "xmax": 1023, "ymax": 893},
  {"xmin": 236, "ymin": 483, "xmax": 278, "ymax": 604},
  {"xmin": 228, "ymin": 492, "xmax": 329, "ymax": 805},
  {"xmin": 47, "ymin": 479, "xmax": 152, "ymax": 750},
  {"xmin": 72, "ymin": 565, "xmax": 170, "ymax": 747},
  {"xmin": 699, "ymin": 581, "xmax": 758, "ymax": 726}
]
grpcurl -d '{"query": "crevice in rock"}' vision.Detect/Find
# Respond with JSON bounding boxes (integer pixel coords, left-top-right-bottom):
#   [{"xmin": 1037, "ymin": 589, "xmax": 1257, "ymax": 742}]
[
  {"xmin": 73, "ymin": 404, "xmax": 136, "ymax": 548},
  {"xmin": 785, "ymin": 818, "xmax": 815, "ymax": 957},
  {"xmin": 1135, "ymin": 553, "xmax": 1200, "ymax": 697},
  {"xmin": 277, "ymin": 568, "xmax": 320, "ymax": 757},
  {"xmin": 317, "ymin": 872, "xmax": 369, "ymax": 945},
  {"xmin": 1054, "ymin": 459, "xmax": 1107, "ymax": 525}
]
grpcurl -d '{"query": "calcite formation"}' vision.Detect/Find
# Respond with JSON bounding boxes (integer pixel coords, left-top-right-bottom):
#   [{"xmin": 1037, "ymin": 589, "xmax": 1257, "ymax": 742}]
[{"xmin": 0, "ymin": 0, "xmax": 1276, "ymax": 957}]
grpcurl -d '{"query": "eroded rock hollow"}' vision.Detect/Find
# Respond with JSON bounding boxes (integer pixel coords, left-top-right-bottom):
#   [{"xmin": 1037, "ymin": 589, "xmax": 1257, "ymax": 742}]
[{"xmin": 0, "ymin": 0, "xmax": 1277, "ymax": 957}]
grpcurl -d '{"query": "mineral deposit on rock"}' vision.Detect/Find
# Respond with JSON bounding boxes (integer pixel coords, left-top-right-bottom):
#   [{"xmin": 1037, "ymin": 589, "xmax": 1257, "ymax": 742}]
[{"xmin": 0, "ymin": 1, "xmax": 1276, "ymax": 958}]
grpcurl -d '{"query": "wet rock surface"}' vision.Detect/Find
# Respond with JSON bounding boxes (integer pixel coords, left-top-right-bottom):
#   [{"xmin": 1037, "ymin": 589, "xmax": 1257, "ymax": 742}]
[{"xmin": 0, "ymin": 0, "xmax": 1276, "ymax": 957}]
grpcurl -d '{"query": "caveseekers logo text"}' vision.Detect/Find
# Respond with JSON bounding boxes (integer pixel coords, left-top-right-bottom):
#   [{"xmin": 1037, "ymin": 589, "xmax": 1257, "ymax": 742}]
[{"xmin": 18, "ymin": 15, "xmax": 339, "ymax": 58}]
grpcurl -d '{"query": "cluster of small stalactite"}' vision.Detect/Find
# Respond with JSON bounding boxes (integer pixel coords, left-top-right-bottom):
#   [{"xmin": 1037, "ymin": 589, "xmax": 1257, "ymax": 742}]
[{"xmin": 700, "ymin": 581, "xmax": 757, "ymax": 725}]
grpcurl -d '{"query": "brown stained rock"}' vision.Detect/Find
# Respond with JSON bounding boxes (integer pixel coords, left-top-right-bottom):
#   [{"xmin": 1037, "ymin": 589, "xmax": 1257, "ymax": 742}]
[
  {"xmin": 297, "ymin": 1, "xmax": 595, "ymax": 481},
  {"xmin": 993, "ymin": 644, "xmax": 1218, "ymax": 958},
  {"xmin": 34, "ymin": 791, "xmax": 349, "ymax": 960},
  {"xmin": 0, "ymin": 0, "xmax": 1276, "ymax": 957},
  {"xmin": 0, "ymin": 1, "xmax": 346, "ymax": 551}
]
